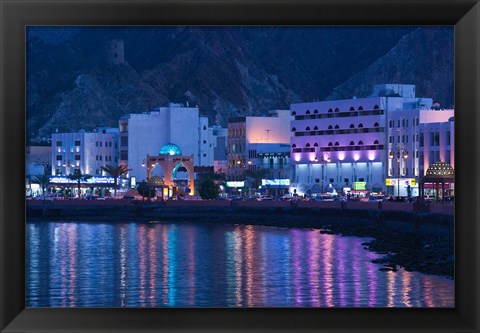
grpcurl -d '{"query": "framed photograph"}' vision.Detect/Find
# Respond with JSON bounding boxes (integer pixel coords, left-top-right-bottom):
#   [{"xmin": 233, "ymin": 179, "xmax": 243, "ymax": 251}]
[{"xmin": 1, "ymin": 0, "xmax": 479, "ymax": 332}]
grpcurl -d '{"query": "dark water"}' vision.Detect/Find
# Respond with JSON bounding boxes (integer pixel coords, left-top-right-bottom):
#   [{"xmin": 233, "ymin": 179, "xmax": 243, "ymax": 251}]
[{"xmin": 26, "ymin": 221, "xmax": 454, "ymax": 307}]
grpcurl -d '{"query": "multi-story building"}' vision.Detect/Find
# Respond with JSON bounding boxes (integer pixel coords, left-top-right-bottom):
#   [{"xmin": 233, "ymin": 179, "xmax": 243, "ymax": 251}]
[
  {"xmin": 51, "ymin": 128, "xmax": 119, "ymax": 177},
  {"xmin": 227, "ymin": 110, "xmax": 290, "ymax": 193},
  {"xmin": 26, "ymin": 145, "xmax": 52, "ymax": 196},
  {"xmin": 290, "ymin": 84, "xmax": 453, "ymax": 197},
  {"xmin": 248, "ymin": 143, "xmax": 291, "ymax": 195},
  {"xmin": 119, "ymin": 103, "xmax": 212, "ymax": 181}
]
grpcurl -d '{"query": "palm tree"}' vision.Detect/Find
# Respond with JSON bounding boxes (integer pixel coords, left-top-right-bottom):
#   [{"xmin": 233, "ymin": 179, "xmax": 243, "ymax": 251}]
[
  {"xmin": 67, "ymin": 170, "xmax": 93, "ymax": 199},
  {"xmin": 100, "ymin": 164, "xmax": 131, "ymax": 198},
  {"xmin": 246, "ymin": 168, "xmax": 270, "ymax": 195},
  {"xmin": 32, "ymin": 174, "xmax": 50, "ymax": 197}
]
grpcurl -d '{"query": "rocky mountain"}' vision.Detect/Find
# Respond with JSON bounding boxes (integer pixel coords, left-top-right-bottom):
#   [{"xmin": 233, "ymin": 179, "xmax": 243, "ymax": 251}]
[
  {"xmin": 326, "ymin": 27, "xmax": 454, "ymax": 107},
  {"xmin": 26, "ymin": 26, "xmax": 453, "ymax": 140}
]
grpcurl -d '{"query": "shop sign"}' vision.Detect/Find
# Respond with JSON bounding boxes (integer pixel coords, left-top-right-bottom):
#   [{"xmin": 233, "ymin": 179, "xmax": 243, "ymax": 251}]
[
  {"xmin": 261, "ymin": 179, "xmax": 290, "ymax": 186},
  {"xmin": 353, "ymin": 182, "xmax": 366, "ymax": 190},
  {"xmin": 386, "ymin": 178, "xmax": 417, "ymax": 186},
  {"xmin": 49, "ymin": 176, "xmax": 115, "ymax": 184},
  {"xmin": 226, "ymin": 181, "xmax": 245, "ymax": 188}
]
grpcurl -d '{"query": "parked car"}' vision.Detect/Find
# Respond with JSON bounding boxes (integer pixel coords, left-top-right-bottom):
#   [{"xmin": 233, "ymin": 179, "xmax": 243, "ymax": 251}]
[{"xmin": 368, "ymin": 195, "xmax": 385, "ymax": 202}]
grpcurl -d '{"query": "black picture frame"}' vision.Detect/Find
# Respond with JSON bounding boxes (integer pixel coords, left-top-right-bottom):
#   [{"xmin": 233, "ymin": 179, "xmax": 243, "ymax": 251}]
[{"xmin": 1, "ymin": 0, "xmax": 479, "ymax": 332}]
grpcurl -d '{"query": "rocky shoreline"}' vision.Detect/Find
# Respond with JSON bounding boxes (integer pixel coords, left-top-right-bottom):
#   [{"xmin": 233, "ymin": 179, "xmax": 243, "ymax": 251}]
[{"xmin": 27, "ymin": 204, "xmax": 454, "ymax": 278}]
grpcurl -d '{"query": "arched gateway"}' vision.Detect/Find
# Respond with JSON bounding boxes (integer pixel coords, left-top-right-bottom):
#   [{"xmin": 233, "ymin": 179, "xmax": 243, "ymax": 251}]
[{"xmin": 146, "ymin": 143, "xmax": 195, "ymax": 196}]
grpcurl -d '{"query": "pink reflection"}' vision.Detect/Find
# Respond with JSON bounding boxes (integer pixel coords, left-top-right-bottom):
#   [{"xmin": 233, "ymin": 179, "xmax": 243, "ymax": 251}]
[
  {"xmin": 244, "ymin": 225, "xmax": 254, "ymax": 306},
  {"xmin": 161, "ymin": 226, "xmax": 169, "ymax": 305},
  {"xmin": 233, "ymin": 225, "xmax": 243, "ymax": 306},
  {"xmin": 148, "ymin": 227, "xmax": 157, "ymax": 307},
  {"xmin": 307, "ymin": 231, "xmax": 321, "ymax": 307},
  {"xmin": 291, "ymin": 229, "xmax": 304, "ymax": 306},
  {"xmin": 138, "ymin": 225, "xmax": 147, "ymax": 306},
  {"xmin": 322, "ymin": 234, "xmax": 334, "ymax": 307},
  {"xmin": 400, "ymin": 270, "xmax": 412, "ymax": 307}
]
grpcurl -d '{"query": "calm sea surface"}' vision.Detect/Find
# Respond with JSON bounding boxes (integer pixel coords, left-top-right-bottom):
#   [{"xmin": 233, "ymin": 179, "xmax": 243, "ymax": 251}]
[{"xmin": 26, "ymin": 221, "xmax": 454, "ymax": 307}]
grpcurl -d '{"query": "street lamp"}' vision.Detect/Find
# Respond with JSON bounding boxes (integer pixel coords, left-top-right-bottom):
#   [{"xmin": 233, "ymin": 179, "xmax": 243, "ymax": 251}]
[
  {"xmin": 315, "ymin": 152, "xmax": 331, "ymax": 194},
  {"xmin": 389, "ymin": 149, "xmax": 408, "ymax": 198}
]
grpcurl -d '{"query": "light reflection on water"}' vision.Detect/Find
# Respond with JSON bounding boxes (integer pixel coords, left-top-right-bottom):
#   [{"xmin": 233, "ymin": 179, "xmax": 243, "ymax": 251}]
[{"xmin": 26, "ymin": 221, "xmax": 454, "ymax": 307}]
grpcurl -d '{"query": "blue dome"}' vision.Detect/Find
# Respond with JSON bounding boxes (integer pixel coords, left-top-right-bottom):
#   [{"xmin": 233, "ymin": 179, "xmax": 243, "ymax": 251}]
[{"xmin": 159, "ymin": 143, "xmax": 182, "ymax": 156}]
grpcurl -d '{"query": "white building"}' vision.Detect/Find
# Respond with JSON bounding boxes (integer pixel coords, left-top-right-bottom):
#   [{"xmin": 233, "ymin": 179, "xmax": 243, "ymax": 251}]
[
  {"xmin": 51, "ymin": 128, "xmax": 119, "ymax": 176},
  {"xmin": 119, "ymin": 103, "xmax": 213, "ymax": 181},
  {"xmin": 290, "ymin": 84, "xmax": 454, "ymax": 197}
]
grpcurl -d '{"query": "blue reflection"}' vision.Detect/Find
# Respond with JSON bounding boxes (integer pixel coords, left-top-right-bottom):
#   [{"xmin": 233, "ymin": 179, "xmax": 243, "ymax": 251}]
[{"xmin": 26, "ymin": 221, "xmax": 454, "ymax": 307}]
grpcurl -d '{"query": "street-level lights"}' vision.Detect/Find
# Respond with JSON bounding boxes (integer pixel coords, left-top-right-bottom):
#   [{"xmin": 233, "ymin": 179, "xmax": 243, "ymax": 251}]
[{"xmin": 389, "ymin": 149, "xmax": 408, "ymax": 198}]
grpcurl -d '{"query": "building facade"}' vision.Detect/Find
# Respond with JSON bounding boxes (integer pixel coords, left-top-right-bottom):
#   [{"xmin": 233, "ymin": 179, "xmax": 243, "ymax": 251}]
[
  {"xmin": 290, "ymin": 84, "xmax": 453, "ymax": 197},
  {"xmin": 119, "ymin": 103, "xmax": 213, "ymax": 181},
  {"xmin": 51, "ymin": 128, "xmax": 119, "ymax": 177},
  {"xmin": 227, "ymin": 110, "xmax": 291, "ymax": 192}
]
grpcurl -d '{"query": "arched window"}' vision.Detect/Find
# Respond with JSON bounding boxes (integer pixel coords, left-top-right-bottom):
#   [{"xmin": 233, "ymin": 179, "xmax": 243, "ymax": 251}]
[
  {"xmin": 305, "ymin": 126, "xmax": 311, "ymax": 131},
  {"xmin": 350, "ymin": 141, "xmax": 355, "ymax": 146},
  {"xmin": 291, "ymin": 127, "xmax": 296, "ymax": 132},
  {"xmin": 358, "ymin": 106, "xmax": 363, "ymax": 110},
  {"xmin": 313, "ymin": 109, "xmax": 318, "ymax": 114},
  {"xmin": 313, "ymin": 143, "xmax": 318, "ymax": 147},
  {"xmin": 306, "ymin": 143, "xmax": 311, "ymax": 147},
  {"xmin": 313, "ymin": 126, "xmax": 318, "ymax": 130},
  {"xmin": 328, "ymin": 125, "xmax": 333, "ymax": 130},
  {"xmin": 374, "ymin": 140, "xmax": 379, "ymax": 144},
  {"xmin": 349, "ymin": 106, "xmax": 355, "ymax": 111},
  {"xmin": 292, "ymin": 144, "xmax": 296, "ymax": 148},
  {"xmin": 358, "ymin": 140, "xmax": 363, "ymax": 145},
  {"xmin": 291, "ymin": 111, "xmax": 296, "ymax": 116},
  {"xmin": 306, "ymin": 110, "xmax": 311, "ymax": 114},
  {"xmin": 358, "ymin": 123, "xmax": 364, "ymax": 128},
  {"xmin": 373, "ymin": 105, "xmax": 379, "ymax": 109},
  {"xmin": 203, "ymin": 125, "xmax": 207, "ymax": 130},
  {"xmin": 374, "ymin": 122, "xmax": 379, "ymax": 127},
  {"xmin": 334, "ymin": 108, "xmax": 339, "ymax": 112},
  {"xmin": 328, "ymin": 142, "xmax": 333, "ymax": 146},
  {"xmin": 334, "ymin": 125, "xmax": 340, "ymax": 129},
  {"xmin": 334, "ymin": 142, "xmax": 339, "ymax": 146},
  {"xmin": 349, "ymin": 124, "xmax": 355, "ymax": 128},
  {"xmin": 328, "ymin": 108, "xmax": 333, "ymax": 113}
]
